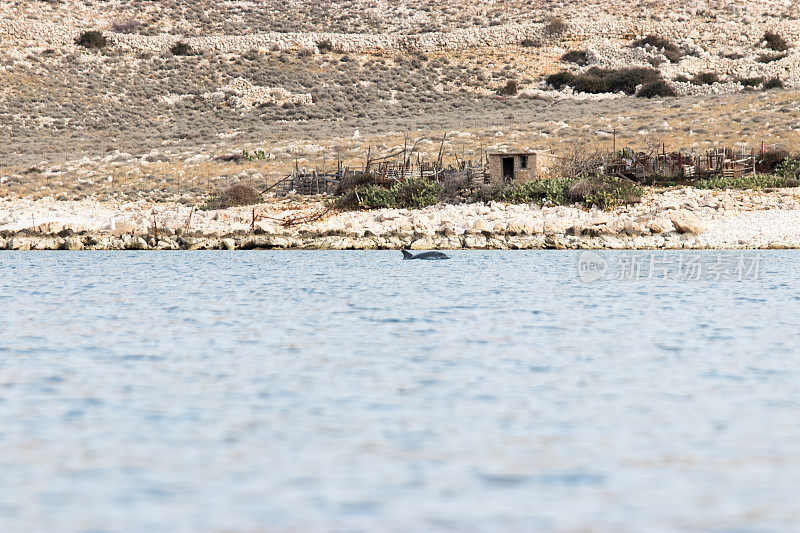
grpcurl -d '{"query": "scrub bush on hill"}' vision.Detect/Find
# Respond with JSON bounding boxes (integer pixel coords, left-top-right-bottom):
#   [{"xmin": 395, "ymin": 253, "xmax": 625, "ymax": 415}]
[
  {"xmin": 76, "ymin": 31, "xmax": 108, "ymax": 49},
  {"xmin": 546, "ymin": 67, "xmax": 673, "ymax": 97},
  {"xmin": 561, "ymin": 50, "xmax": 589, "ymax": 66},
  {"xmin": 764, "ymin": 31, "xmax": 790, "ymax": 52}
]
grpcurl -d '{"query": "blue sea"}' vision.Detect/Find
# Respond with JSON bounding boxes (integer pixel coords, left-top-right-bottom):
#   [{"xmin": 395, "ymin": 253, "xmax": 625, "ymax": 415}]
[{"xmin": 1, "ymin": 250, "xmax": 799, "ymax": 532}]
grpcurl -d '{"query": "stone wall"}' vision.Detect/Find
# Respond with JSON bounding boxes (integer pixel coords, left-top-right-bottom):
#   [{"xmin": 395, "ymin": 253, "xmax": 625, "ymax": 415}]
[{"xmin": 3, "ymin": 17, "xmax": 800, "ymax": 54}]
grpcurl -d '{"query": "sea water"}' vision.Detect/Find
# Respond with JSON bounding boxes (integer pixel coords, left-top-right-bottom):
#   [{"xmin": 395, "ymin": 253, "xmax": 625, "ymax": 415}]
[{"xmin": 1, "ymin": 250, "xmax": 799, "ymax": 532}]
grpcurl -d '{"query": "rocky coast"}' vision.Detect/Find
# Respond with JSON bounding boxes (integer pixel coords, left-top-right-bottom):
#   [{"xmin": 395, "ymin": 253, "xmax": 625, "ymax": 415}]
[{"xmin": 2, "ymin": 187, "xmax": 800, "ymax": 251}]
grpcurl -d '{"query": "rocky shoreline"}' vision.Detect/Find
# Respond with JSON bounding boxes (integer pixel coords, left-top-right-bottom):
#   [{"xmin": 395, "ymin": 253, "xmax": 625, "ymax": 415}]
[{"xmin": 2, "ymin": 187, "xmax": 800, "ymax": 250}]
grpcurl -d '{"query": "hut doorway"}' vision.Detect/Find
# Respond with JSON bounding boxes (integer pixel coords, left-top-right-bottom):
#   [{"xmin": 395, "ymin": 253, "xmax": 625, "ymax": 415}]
[{"xmin": 502, "ymin": 157, "xmax": 515, "ymax": 180}]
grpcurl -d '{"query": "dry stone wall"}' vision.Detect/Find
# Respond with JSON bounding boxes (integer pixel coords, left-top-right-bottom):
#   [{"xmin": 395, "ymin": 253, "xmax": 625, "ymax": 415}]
[{"xmin": 3, "ymin": 18, "xmax": 800, "ymax": 54}]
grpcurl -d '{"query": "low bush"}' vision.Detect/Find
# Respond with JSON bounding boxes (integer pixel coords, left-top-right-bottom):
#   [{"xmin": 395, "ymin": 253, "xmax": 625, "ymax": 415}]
[
  {"xmin": 690, "ymin": 72, "xmax": 719, "ymax": 85},
  {"xmin": 546, "ymin": 67, "xmax": 667, "ymax": 97},
  {"xmin": 111, "ymin": 20, "xmax": 142, "ymax": 34},
  {"xmin": 722, "ymin": 51, "xmax": 745, "ymax": 60},
  {"xmin": 561, "ymin": 50, "xmax": 589, "ymax": 66},
  {"xmin": 340, "ymin": 179, "xmax": 442, "ymax": 209},
  {"xmin": 757, "ymin": 52, "xmax": 787, "ymax": 63},
  {"xmin": 75, "ymin": 31, "xmax": 108, "ymax": 49},
  {"xmin": 637, "ymin": 80, "xmax": 677, "ymax": 98},
  {"xmin": 520, "ymin": 38, "xmax": 541, "ymax": 48},
  {"xmin": 498, "ymin": 79, "xmax": 519, "ymax": 96},
  {"xmin": 776, "ymin": 156, "xmax": 800, "ymax": 178},
  {"xmin": 693, "ymin": 174, "xmax": 800, "ymax": 190},
  {"xmin": 473, "ymin": 176, "xmax": 641, "ymax": 210},
  {"xmin": 170, "ymin": 41, "xmax": 195, "ymax": 56},
  {"xmin": 739, "ymin": 76, "xmax": 765, "ymax": 87},
  {"xmin": 632, "ymin": 35, "xmax": 683, "ymax": 63},
  {"xmin": 317, "ymin": 40, "xmax": 335, "ymax": 53},
  {"xmin": 764, "ymin": 77, "xmax": 784, "ymax": 90},
  {"xmin": 756, "ymin": 149, "xmax": 790, "ymax": 172},
  {"xmin": 764, "ymin": 31, "xmax": 790, "ymax": 52},
  {"xmin": 543, "ymin": 17, "xmax": 569, "ymax": 36},
  {"xmin": 216, "ymin": 183, "xmax": 261, "ymax": 209}
]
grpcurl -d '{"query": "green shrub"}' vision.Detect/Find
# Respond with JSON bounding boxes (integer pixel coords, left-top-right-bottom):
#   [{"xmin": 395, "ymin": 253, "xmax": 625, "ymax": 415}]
[
  {"xmin": 474, "ymin": 176, "xmax": 641, "ymax": 210},
  {"xmin": 343, "ymin": 179, "xmax": 442, "ymax": 209},
  {"xmin": 561, "ymin": 50, "xmax": 589, "ymax": 66},
  {"xmin": 393, "ymin": 179, "xmax": 442, "ymax": 209},
  {"xmin": 693, "ymin": 174, "xmax": 800, "ymax": 190},
  {"xmin": 498, "ymin": 80, "xmax": 519, "ymax": 96},
  {"xmin": 170, "ymin": 42, "xmax": 195, "ymax": 56},
  {"xmin": 764, "ymin": 31, "xmax": 790, "ymax": 52},
  {"xmin": 75, "ymin": 31, "xmax": 108, "ymax": 49},
  {"xmin": 776, "ymin": 156, "xmax": 800, "ymax": 178}
]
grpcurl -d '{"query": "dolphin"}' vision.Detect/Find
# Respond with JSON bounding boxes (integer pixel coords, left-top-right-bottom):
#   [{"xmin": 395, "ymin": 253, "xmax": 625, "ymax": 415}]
[{"xmin": 401, "ymin": 249, "xmax": 450, "ymax": 260}]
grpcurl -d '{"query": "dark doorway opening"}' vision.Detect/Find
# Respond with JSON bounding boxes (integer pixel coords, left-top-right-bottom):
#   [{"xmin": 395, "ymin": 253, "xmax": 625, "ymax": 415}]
[{"xmin": 502, "ymin": 157, "xmax": 515, "ymax": 180}]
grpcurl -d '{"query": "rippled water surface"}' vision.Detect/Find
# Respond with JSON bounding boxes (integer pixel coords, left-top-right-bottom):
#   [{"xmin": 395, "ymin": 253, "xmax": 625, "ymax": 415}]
[{"xmin": 2, "ymin": 250, "xmax": 800, "ymax": 532}]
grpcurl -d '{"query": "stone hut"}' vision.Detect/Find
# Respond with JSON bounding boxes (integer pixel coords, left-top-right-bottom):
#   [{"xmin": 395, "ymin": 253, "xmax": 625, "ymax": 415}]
[{"xmin": 486, "ymin": 150, "xmax": 560, "ymax": 184}]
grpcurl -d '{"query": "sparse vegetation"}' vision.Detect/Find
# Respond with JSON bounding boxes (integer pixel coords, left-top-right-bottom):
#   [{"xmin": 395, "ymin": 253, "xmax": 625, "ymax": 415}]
[
  {"xmin": 475, "ymin": 176, "xmax": 641, "ymax": 210},
  {"xmin": 764, "ymin": 31, "xmax": 790, "ymax": 52},
  {"xmin": 632, "ymin": 35, "xmax": 683, "ymax": 63},
  {"xmin": 339, "ymin": 179, "xmax": 442, "ymax": 209},
  {"xmin": 560, "ymin": 50, "xmax": 589, "ymax": 66},
  {"xmin": 543, "ymin": 16, "xmax": 569, "ymax": 36},
  {"xmin": 690, "ymin": 72, "xmax": 719, "ymax": 85},
  {"xmin": 497, "ymin": 80, "xmax": 519, "ymax": 96},
  {"xmin": 546, "ymin": 67, "xmax": 671, "ymax": 98},
  {"xmin": 692, "ymin": 174, "xmax": 800, "ymax": 190},
  {"xmin": 637, "ymin": 80, "xmax": 678, "ymax": 98},
  {"xmin": 111, "ymin": 19, "xmax": 142, "ymax": 34},
  {"xmin": 764, "ymin": 77, "xmax": 784, "ymax": 89},
  {"xmin": 170, "ymin": 41, "xmax": 195, "ymax": 56},
  {"xmin": 520, "ymin": 38, "xmax": 541, "ymax": 48},
  {"xmin": 199, "ymin": 183, "xmax": 262, "ymax": 210},
  {"xmin": 75, "ymin": 31, "xmax": 108, "ymax": 49},
  {"xmin": 757, "ymin": 52, "xmax": 787, "ymax": 63},
  {"xmin": 316, "ymin": 40, "xmax": 335, "ymax": 53}
]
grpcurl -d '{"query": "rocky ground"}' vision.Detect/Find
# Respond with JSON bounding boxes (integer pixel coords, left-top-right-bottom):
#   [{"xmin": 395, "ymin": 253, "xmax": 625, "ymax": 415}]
[{"xmin": 3, "ymin": 188, "xmax": 800, "ymax": 250}]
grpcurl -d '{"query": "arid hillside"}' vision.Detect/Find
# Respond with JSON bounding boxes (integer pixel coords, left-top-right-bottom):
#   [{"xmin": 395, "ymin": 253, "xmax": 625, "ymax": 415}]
[{"xmin": 1, "ymin": 0, "xmax": 799, "ymax": 203}]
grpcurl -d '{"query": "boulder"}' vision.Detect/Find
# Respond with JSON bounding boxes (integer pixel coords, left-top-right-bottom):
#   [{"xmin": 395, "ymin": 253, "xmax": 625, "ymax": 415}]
[
  {"xmin": 220, "ymin": 238, "xmax": 237, "ymax": 250},
  {"xmin": 126, "ymin": 236, "xmax": 149, "ymax": 250},
  {"xmin": 670, "ymin": 210, "xmax": 707, "ymax": 234},
  {"xmin": 64, "ymin": 237, "xmax": 84, "ymax": 251}
]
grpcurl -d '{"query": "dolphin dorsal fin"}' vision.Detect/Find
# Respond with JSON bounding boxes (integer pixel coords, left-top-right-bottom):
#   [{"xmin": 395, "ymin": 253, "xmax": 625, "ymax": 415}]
[{"xmin": 401, "ymin": 249, "xmax": 414, "ymax": 259}]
